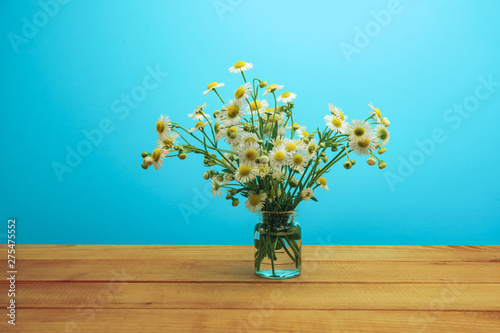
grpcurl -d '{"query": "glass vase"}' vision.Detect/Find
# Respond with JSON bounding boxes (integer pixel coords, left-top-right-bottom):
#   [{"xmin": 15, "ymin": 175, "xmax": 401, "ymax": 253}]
[{"xmin": 254, "ymin": 211, "xmax": 301, "ymax": 279}]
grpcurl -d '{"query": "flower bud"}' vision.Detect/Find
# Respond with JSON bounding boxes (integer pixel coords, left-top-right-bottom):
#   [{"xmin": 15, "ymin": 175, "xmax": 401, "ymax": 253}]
[
  {"xmin": 226, "ymin": 192, "xmax": 233, "ymax": 200},
  {"xmin": 319, "ymin": 143, "xmax": 326, "ymax": 148},
  {"xmin": 367, "ymin": 157, "xmax": 376, "ymax": 166},
  {"xmin": 230, "ymin": 132, "xmax": 238, "ymax": 139},
  {"xmin": 322, "ymin": 156, "xmax": 328, "ymax": 163},
  {"xmin": 213, "ymin": 110, "xmax": 221, "ymax": 118},
  {"xmin": 350, "ymin": 159, "xmax": 356, "ymax": 166},
  {"xmin": 174, "ymin": 145, "xmax": 180, "ymax": 150},
  {"xmin": 243, "ymin": 123, "xmax": 251, "ymax": 132},
  {"xmin": 331, "ymin": 147, "xmax": 338, "ymax": 152},
  {"xmin": 378, "ymin": 147, "xmax": 387, "ymax": 154},
  {"xmin": 320, "ymin": 152, "xmax": 326, "ymax": 157},
  {"xmin": 232, "ymin": 198, "xmax": 239, "ymax": 207},
  {"xmin": 343, "ymin": 161, "xmax": 352, "ymax": 169},
  {"xmin": 259, "ymin": 81, "xmax": 267, "ymax": 88},
  {"xmin": 289, "ymin": 102, "xmax": 294, "ymax": 108},
  {"xmin": 141, "ymin": 152, "xmax": 149, "ymax": 158},
  {"xmin": 179, "ymin": 153, "xmax": 188, "ymax": 160},
  {"xmin": 278, "ymin": 128, "xmax": 286, "ymax": 136},
  {"xmin": 141, "ymin": 163, "xmax": 148, "ymax": 170},
  {"xmin": 378, "ymin": 161, "xmax": 387, "ymax": 169},
  {"xmin": 381, "ymin": 117, "xmax": 390, "ymax": 127},
  {"xmin": 259, "ymin": 156, "xmax": 269, "ymax": 164},
  {"xmin": 290, "ymin": 177, "xmax": 299, "ymax": 188},
  {"xmin": 270, "ymin": 188, "xmax": 276, "ymax": 197},
  {"xmin": 144, "ymin": 156, "xmax": 154, "ymax": 166},
  {"xmin": 203, "ymin": 172, "xmax": 210, "ymax": 180}
]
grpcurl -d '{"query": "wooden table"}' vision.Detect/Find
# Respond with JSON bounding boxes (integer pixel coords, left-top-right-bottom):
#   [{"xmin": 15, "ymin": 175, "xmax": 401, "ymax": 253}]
[{"xmin": 1, "ymin": 245, "xmax": 500, "ymax": 332}]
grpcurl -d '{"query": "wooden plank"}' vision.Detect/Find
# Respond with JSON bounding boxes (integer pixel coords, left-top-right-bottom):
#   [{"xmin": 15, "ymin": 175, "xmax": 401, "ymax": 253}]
[
  {"xmin": 2, "ymin": 309, "xmax": 500, "ymax": 333},
  {"xmin": 6, "ymin": 282, "xmax": 500, "ymax": 311},
  {"xmin": 4, "ymin": 244, "xmax": 500, "ymax": 261},
  {"xmin": 11, "ymin": 260, "xmax": 500, "ymax": 283}
]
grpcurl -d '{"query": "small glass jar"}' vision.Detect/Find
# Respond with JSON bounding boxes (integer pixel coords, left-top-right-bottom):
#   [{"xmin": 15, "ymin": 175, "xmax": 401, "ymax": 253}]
[{"xmin": 254, "ymin": 211, "xmax": 301, "ymax": 279}]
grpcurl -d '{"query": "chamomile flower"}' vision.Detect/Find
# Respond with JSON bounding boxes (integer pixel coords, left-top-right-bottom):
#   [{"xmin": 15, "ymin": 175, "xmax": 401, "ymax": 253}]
[
  {"xmin": 211, "ymin": 177, "xmax": 223, "ymax": 197},
  {"xmin": 297, "ymin": 128, "xmax": 310, "ymax": 139},
  {"xmin": 156, "ymin": 115, "xmax": 171, "ymax": 140},
  {"xmin": 301, "ymin": 188, "xmax": 315, "ymax": 201},
  {"xmin": 157, "ymin": 132, "xmax": 179, "ymax": 153},
  {"xmin": 270, "ymin": 136, "xmax": 286, "ymax": 149},
  {"xmin": 221, "ymin": 124, "xmax": 243, "ymax": 145},
  {"xmin": 213, "ymin": 116, "xmax": 225, "ymax": 141},
  {"xmin": 234, "ymin": 82, "xmax": 252, "ymax": 100},
  {"xmin": 150, "ymin": 147, "xmax": 166, "ymax": 170},
  {"xmin": 256, "ymin": 164, "xmax": 270, "ymax": 177},
  {"xmin": 286, "ymin": 122, "xmax": 306, "ymax": 132},
  {"xmin": 305, "ymin": 138, "xmax": 318, "ymax": 159},
  {"xmin": 324, "ymin": 114, "xmax": 348, "ymax": 134},
  {"xmin": 346, "ymin": 119, "xmax": 372, "ymax": 140},
  {"xmin": 282, "ymin": 138, "xmax": 306, "ymax": 153},
  {"xmin": 290, "ymin": 152, "xmax": 308, "ymax": 172},
  {"xmin": 188, "ymin": 102, "xmax": 211, "ymax": 121},
  {"xmin": 374, "ymin": 124, "xmax": 390, "ymax": 145},
  {"xmin": 277, "ymin": 92, "xmax": 296, "ymax": 103},
  {"xmin": 221, "ymin": 99, "xmax": 247, "ymax": 125},
  {"xmin": 235, "ymin": 164, "xmax": 256, "ymax": 183},
  {"xmin": 317, "ymin": 177, "xmax": 329, "ymax": 192},
  {"xmin": 248, "ymin": 99, "xmax": 269, "ymax": 114},
  {"xmin": 223, "ymin": 172, "xmax": 234, "ymax": 184},
  {"xmin": 349, "ymin": 132, "xmax": 377, "ymax": 156},
  {"xmin": 264, "ymin": 112, "xmax": 284, "ymax": 125},
  {"xmin": 272, "ymin": 168, "xmax": 287, "ymax": 181},
  {"xmin": 203, "ymin": 82, "xmax": 224, "ymax": 95},
  {"xmin": 262, "ymin": 84, "xmax": 283, "ymax": 96},
  {"xmin": 239, "ymin": 143, "xmax": 261, "ymax": 167},
  {"xmin": 368, "ymin": 103, "xmax": 382, "ymax": 124},
  {"xmin": 188, "ymin": 121, "xmax": 206, "ymax": 133},
  {"xmin": 269, "ymin": 146, "xmax": 290, "ymax": 168},
  {"xmin": 240, "ymin": 132, "xmax": 259, "ymax": 146},
  {"xmin": 229, "ymin": 61, "xmax": 253, "ymax": 73},
  {"xmin": 245, "ymin": 190, "xmax": 267, "ymax": 213},
  {"xmin": 328, "ymin": 103, "xmax": 347, "ymax": 121}
]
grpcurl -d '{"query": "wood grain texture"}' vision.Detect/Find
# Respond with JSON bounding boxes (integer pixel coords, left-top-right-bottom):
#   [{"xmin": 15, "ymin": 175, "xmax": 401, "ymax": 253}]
[{"xmin": 1, "ymin": 245, "xmax": 499, "ymax": 332}]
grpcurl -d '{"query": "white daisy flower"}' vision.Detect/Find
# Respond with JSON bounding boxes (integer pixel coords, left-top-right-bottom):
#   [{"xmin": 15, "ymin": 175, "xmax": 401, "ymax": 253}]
[
  {"xmin": 240, "ymin": 132, "xmax": 259, "ymax": 146},
  {"xmin": 290, "ymin": 152, "xmax": 308, "ymax": 172},
  {"xmin": 150, "ymin": 147, "xmax": 167, "ymax": 170},
  {"xmin": 264, "ymin": 111, "xmax": 284, "ymax": 125},
  {"xmin": 324, "ymin": 114, "xmax": 348, "ymax": 134},
  {"xmin": 346, "ymin": 119, "xmax": 372, "ymax": 141},
  {"xmin": 256, "ymin": 165, "xmax": 270, "ymax": 178},
  {"xmin": 297, "ymin": 128, "xmax": 310, "ymax": 139},
  {"xmin": 262, "ymin": 84, "xmax": 284, "ymax": 96},
  {"xmin": 349, "ymin": 132, "xmax": 377, "ymax": 156},
  {"xmin": 211, "ymin": 176, "xmax": 223, "ymax": 197},
  {"xmin": 234, "ymin": 82, "xmax": 252, "ymax": 100},
  {"xmin": 248, "ymin": 99, "xmax": 269, "ymax": 115},
  {"xmin": 368, "ymin": 103, "xmax": 382, "ymax": 124},
  {"xmin": 239, "ymin": 143, "xmax": 261, "ymax": 167},
  {"xmin": 203, "ymin": 82, "xmax": 224, "ymax": 95},
  {"xmin": 245, "ymin": 190, "xmax": 267, "ymax": 213},
  {"xmin": 221, "ymin": 124, "xmax": 244, "ymax": 146},
  {"xmin": 188, "ymin": 120, "xmax": 206, "ymax": 133},
  {"xmin": 269, "ymin": 146, "xmax": 290, "ymax": 168},
  {"xmin": 301, "ymin": 188, "xmax": 315, "ymax": 201},
  {"xmin": 271, "ymin": 168, "xmax": 287, "ymax": 181},
  {"xmin": 317, "ymin": 177, "xmax": 329, "ymax": 192},
  {"xmin": 270, "ymin": 136, "xmax": 286, "ymax": 149},
  {"xmin": 188, "ymin": 102, "xmax": 210, "ymax": 121},
  {"xmin": 229, "ymin": 61, "xmax": 253, "ymax": 73},
  {"xmin": 328, "ymin": 103, "xmax": 348, "ymax": 121},
  {"xmin": 286, "ymin": 122, "xmax": 306, "ymax": 132},
  {"xmin": 235, "ymin": 164, "xmax": 256, "ymax": 183},
  {"xmin": 305, "ymin": 138, "xmax": 318, "ymax": 159},
  {"xmin": 156, "ymin": 132, "xmax": 179, "ymax": 153},
  {"xmin": 278, "ymin": 127, "xmax": 286, "ymax": 136},
  {"xmin": 277, "ymin": 92, "xmax": 296, "ymax": 103},
  {"xmin": 281, "ymin": 138, "xmax": 306, "ymax": 154},
  {"xmin": 156, "ymin": 114, "xmax": 171, "ymax": 140},
  {"xmin": 223, "ymin": 172, "xmax": 234, "ymax": 184},
  {"xmin": 374, "ymin": 124, "xmax": 390, "ymax": 145},
  {"xmin": 213, "ymin": 117, "xmax": 225, "ymax": 141},
  {"xmin": 221, "ymin": 99, "xmax": 248, "ymax": 125}
]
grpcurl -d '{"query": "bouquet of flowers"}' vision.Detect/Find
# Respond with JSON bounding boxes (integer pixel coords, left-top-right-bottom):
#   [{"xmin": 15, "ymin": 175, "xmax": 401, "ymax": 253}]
[{"xmin": 140, "ymin": 61, "xmax": 391, "ymax": 278}]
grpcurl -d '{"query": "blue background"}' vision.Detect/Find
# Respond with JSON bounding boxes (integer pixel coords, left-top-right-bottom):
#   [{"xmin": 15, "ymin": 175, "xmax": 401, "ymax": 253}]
[{"xmin": 1, "ymin": 0, "xmax": 499, "ymax": 245}]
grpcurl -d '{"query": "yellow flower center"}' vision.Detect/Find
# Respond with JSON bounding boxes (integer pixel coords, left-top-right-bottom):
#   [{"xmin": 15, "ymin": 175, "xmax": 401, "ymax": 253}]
[
  {"xmin": 238, "ymin": 164, "xmax": 252, "ymax": 176},
  {"xmin": 156, "ymin": 120, "xmax": 165, "ymax": 133},
  {"xmin": 301, "ymin": 130, "xmax": 309, "ymax": 137},
  {"xmin": 331, "ymin": 118, "xmax": 342, "ymax": 128},
  {"xmin": 207, "ymin": 82, "xmax": 218, "ymax": 90},
  {"xmin": 358, "ymin": 138, "xmax": 370, "ymax": 148},
  {"xmin": 274, "ymin": 151, "xmax": 285, "ymax": 162},
  {"xmin": 267, "ymin": 84, "xmax": 276, "ymax": 91},
  {"xmin": 245, "ymin": 149, "xmax": 258, "ymax": 161},
  {"xmin": 281, "ymin": 92, "xmax": 291, "ymax": 98},
  {"xmin": 227, "ymin": 126, "xmax": 238, "ymax": 136},
  {"xmin": 374, "ymin": 108, "xmax": 382, "ymax": 118},
  {"xmin": 234, "ymin": 86, "xmax": 246, "ymax": 99},
  {"xmin": 244, "ymin": 136, "xmax": 257, "ymax": 144},
  {"xmin": 274, "ymin": 140, "xmax": 283, "ymax": 147},
  {"xmin": 151, "ymin": 148, "xmax": 161, "ymax": 161},
  {"xmin": 227, "ymin": 105, "xmax": 240, "ymax": 118},
  {"xmin": 292, "ymin": 154, "xmax": 303, "ymax": 166},
  {"xmin": 338, "ymin": 111, "xmax": 345, "ymax": 121},
  {"xmin": 308, "ymin": 144, "xmax": 316, "ymax": 154},
  {"xmin": 292, "ymin": 123, "xmax": 300, "ymax": 129},
  {"xmin": 258, "ymin": 166, "xmax": 267, "ymax": 174},
  {"xmin": 285, "ymin": 143, "xmax": 297, "ymax": 152},
  {"xmin": 214, "ymin": 121, "xmax": 220, "ymax": 133},
  {"xmin": 250, "ymin": 100, "xmax": 262, "ymax": 111},
  {"xmin": 195, "ymin": 121, "xmax": 205, "ymax": 128},
  {"xmin": 318, "ymin": 177, "xmax": 327, "ymax": 186},
  {"xmin": 163, "ymin": 138, "xmax": 174, "ymax": 147},
  {"xmin": 234, "ymin": 61, "xmax": 247, "ymax": 68},
  {"xmin": 248, "ymin": 193, "xmax": 261, "ymax": 206},
  {"xmin": 377, "ymin": 128, "xmax": 388, "ymax": 140},
  {"xmin": 354, "ymin": 126, "xmax": 365, "ymax": 137}
]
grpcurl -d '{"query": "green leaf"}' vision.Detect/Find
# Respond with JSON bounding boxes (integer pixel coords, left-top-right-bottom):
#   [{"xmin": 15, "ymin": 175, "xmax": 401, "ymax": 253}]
[
  {"xmin": 311, "ymin": 197, "xmax": 318, "ymax": 202},
  {"xmin": 254, "ymin": 239, "xmax": 260, "ymax": 248}
]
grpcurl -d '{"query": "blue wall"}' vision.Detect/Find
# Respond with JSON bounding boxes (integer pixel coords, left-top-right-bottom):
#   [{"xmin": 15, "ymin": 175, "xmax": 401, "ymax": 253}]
[{"xmin": 1, "ymin": 0, "xmax": 499, "ymax": 245}]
